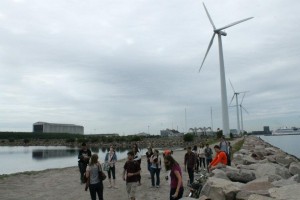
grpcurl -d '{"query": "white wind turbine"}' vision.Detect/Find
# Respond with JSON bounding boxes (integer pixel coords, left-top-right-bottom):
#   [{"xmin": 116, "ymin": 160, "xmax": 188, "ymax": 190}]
[
  {"xmin": 239, "ymin": 93, "xmax": 249, "ymax": 133},
  {"xmin": 229, "ymin": 80, "xmax": 249, "ymax": 134},
  {"xmin": 199, "ymin": 3, "xmax": 253, "ymax": 135}
]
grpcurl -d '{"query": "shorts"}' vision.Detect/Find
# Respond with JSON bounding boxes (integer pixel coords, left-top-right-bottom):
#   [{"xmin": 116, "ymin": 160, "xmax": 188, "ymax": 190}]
[{"xmin": 126, "ymin": 182, "xmax": 138, "ymax": 198}]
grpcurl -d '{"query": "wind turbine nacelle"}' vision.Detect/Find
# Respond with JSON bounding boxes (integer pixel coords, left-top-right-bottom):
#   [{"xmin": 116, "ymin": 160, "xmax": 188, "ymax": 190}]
[{"xmin": 215, "ymin": 30, "xmax": 227, "ymax": 36}]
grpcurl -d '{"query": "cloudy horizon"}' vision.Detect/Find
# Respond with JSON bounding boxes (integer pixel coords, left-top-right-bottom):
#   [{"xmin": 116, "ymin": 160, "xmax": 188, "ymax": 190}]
[{"xmin": 0, "ymin": 0, "xmax": 300, "ymax": 135}]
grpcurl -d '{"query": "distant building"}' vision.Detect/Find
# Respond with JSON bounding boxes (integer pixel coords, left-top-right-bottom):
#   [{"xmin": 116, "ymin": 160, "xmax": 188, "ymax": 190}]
[
  {"xmin": 33, "ymin": 122, "xmax": 84, "ymax": 135},
  {"xmin": 160, "ymin": 129, "xmax": 184, "ymax": 137},
  {"xmin": 136, "ymin": 132, "xmax": 150, "ymax": 136},
  {"xmin": 250, "ymin": 126, "xmax": 271, "ymax": 135}
]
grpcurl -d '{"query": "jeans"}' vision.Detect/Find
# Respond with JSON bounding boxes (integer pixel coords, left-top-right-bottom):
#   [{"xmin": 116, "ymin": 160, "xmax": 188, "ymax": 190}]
[
  {"xmin": 150, "ymin": 167, "xmax": 161, "ymax": 186},
  {"xmin": 170, "ymin": 187, "xmax": 184, "ymax": 200},
  {"xmin": 187, "ymin": 168, "xmax": 194, "ymax": 184},
  {"xmin": 199, "ymin": 157, "xmax": 206, "ymax": 168},
  {"xmin": 78, "ymin": 162, "xmax": 87, "ymax": 182},
  {"xmin": 107, "ymin": 165, "xmax": 116, "ymax": 179},
  {"xmin": 206, "ymin": 158, "xmax": 212, "ymax": 170},
  {"xmin": 89, "ymin": 181, "xmax": 103, "ymax": 200}
]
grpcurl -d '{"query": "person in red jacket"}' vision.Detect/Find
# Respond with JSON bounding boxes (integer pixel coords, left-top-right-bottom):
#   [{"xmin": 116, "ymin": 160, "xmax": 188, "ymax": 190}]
[{"xmin": 208, "ymin": 145, "xmax": 227, "ymax": 172}]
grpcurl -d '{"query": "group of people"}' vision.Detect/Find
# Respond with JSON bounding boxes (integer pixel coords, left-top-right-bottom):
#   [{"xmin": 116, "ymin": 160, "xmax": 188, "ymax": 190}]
[
  {"xmin": 184, "ymin": 136, "xmax": 233, "ymax": 185},
  {"xmin": 78, "ymin": 143, "xmax": 118, "ymax": 200},
  {"xmin": 77, "ymin": 137, "xmax": 233, "ymax": 200}
]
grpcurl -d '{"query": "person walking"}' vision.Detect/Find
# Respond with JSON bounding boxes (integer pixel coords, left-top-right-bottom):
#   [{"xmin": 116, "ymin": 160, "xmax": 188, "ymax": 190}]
[
  {"xmin": 132, "ymin": 144, "xmax": 142, "ymax": 186},
  {"xmin": 150, "ymin": 149, "xmax": 161, "ymax": 188},
  {"xmin": 198, "ymin": 144, "xmax": 206, "ymax": 170},
  {"xmin": 104, "ymin": 146, "xmax": 118, "ymax": 188},
  {"xmin": 146, "ymin": 147, "xmax": 154, "ymax": 178},
  {"xmin": 184, "ymin": 146, "xmax": 197, "ymax": 185},
  {"xmin": 219, "ymin": 135, "xmax": 229, "ymax": 159},
  {"xmin": 164, "ymin": 155, "xmax": 184, "ymax": 200},
  {"xmin": 204, "ymin": 143, "xmax": 213, "ymax": 170},
  {"xmin": 85, "ymin": 154, "xmax": 104, "ymax": 200},
  {"xmin": 78, "ymin": 142, "xmax": 92, "ymax": 183},
  {"xmin": 123, "ymin": 151, "xmax": 141, "ymax": 200},
  {"xmin": 192, "ymin": 145, "xmax": 199, "ymax": 173},
  {"xmin": 227, "ymin": 142, "xmax": 233, "ymax": 166}
]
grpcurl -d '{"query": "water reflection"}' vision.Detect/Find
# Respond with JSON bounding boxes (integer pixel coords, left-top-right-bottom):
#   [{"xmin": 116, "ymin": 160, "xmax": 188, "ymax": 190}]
[
  {"xmin": 31, "ymin": 147, "xmax": 145, "ymax": 160},
  {"xmin": 32, "ymin": 149, "xmax": 78, "ymax": 160}
]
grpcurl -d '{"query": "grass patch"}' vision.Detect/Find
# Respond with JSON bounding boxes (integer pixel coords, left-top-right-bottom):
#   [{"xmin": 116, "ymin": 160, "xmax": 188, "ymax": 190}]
[{"xmin": 232, "ymin": 138, "xmax": 244, "ymax": 154}]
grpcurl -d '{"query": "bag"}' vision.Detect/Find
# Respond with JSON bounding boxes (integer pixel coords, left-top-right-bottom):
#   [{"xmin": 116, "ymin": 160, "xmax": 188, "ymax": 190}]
[
  {"xmin": 103, "ymin": 162, "xmax": 110, "ymax": 171},
  {"xmin": 99, "ymin": 171, "xmax": 107, "ymax": 181},
  {"xmin": 83, "ymin": 172, "xmax": 88, "ymax": 183},
  {"xmin": 98, "ymin": 164, "xmax": 106, "ymax": 181}
]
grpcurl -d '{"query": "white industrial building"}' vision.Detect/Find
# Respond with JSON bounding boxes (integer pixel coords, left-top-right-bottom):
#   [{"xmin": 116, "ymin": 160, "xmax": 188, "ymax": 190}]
[{"xmin": 33, "ymin": 122, "xmax": 84, "ymax": 135}]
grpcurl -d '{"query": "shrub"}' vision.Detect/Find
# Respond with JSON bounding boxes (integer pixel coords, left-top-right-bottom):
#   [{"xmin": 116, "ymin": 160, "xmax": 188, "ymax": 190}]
[
  {"xmin": 23, "ymin": 138, "xmax": 30, "ymax": 144},
  {"xmin": 183, "ymin": 133, "xmax": 194, "ymax": 142}
]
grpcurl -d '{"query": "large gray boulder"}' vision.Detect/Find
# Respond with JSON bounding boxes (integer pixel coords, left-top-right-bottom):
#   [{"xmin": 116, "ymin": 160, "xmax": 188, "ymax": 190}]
[
  {"xmin": 200, "ymin": 177, "xmax": 244, "ymax": 200},
  {"xmin": 252, "ymin": 163, "xmax": 291, "ymax": 179},
  {"xmin": 226, "ymin": 169, "xmax": 256, "ymax": 183},
  {"xmin": 210, "ymin": 169, "xmax": 230, "ymax": 180},
  {"xmin": 289, "ymin": 162, "xmax": 300, "ymax": 176},
  {"xmin": 243, "ymin": 155, "xmax": 259, "ymax": 165},
  {"xmin": 239, "ymin": 180, "xmax": 274, "ymax": 196},
  {"xmin": 248, "ymin": 194, "xmax": 275, "ymax": 200},
  {"xmin": 269, "ymin": 183, "xmax": 300, "ymax": 200},
  {"xmin": 239, "ymin": 149, "xmax": 250, "ymax": 155},
  {"xmin": 275, "ymin": 155, "xmax": 294, "ymax": 167},
  {"xmin": 272, "ymin": 174, "xmax": 298, "ymax": 187}
]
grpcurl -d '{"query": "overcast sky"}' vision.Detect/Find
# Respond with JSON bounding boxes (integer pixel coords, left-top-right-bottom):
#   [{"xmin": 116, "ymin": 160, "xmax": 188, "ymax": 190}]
[{"xmin": 0, "ymin": 0, "xmax": 299, "ymax": 135}]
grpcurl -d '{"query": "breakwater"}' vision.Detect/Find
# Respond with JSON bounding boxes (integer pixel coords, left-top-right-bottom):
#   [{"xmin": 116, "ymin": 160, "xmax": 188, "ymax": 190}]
[{"xmin": 196, "ymin": 136, "xmax": 300, "ymax": 200}]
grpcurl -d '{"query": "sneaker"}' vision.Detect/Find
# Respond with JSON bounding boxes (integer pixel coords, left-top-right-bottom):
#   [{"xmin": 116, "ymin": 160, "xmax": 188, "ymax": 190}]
[
  {"xmin": 156, "ymin": 185, "xmax": 160, "ymax": 188},
  {"xmin": 113, "ymin": 185, "xmax": 118, "ymax": 189},
  {"xmin": 108, "ymin": 185, "xmax": 112, "ymax": 188}
]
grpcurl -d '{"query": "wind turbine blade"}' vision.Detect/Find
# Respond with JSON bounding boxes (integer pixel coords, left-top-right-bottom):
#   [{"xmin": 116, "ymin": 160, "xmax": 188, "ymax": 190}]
[
  {"xmin": 229, "ymin": 79, "xmax": 235, "ymax": 92},
  {"xmin": 241, "ymin": 105, "xmax": 249, "ymax": 114},
  {"xmin": 229, "ymin": 94, "xmax": 235, "ymax": 106},
  {"xmin": 199, "ymin": 33, "xmax": 215, "ymax": 72},
  {"xmin": 240, "ymin": 93, "xmax": 246, "ymax": 105},
  {"xmin": 203, "ymin": 3, "xmax": 216, "ymax": 30},
  {"xmin": 215, "ymin": 17, "xmax": 253, "ymax": 32},
  {"xmin": 239, "ymin": 90, "xmax": 250, "ymax": 94}
]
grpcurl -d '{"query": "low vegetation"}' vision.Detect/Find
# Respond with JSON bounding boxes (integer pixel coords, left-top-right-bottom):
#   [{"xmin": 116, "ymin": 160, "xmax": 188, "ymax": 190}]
[{"xmin": 231, "ymin": 138, "xmax": 245, "ymax": 154}]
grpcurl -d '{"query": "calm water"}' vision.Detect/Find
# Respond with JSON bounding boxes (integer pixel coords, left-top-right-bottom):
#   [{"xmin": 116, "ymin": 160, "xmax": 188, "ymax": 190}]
[
  {"xmin": 0, "ymin": 146, "xmax": 147, "ymax": 175},
  {"xmin": 259, "ymin": 134, "xmax": 300, "ymax": 158}
]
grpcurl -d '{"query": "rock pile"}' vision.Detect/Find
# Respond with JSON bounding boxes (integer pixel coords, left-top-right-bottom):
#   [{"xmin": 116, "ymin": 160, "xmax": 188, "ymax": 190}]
[{"xmin": 198, "ymin": 136, "xmax": 300, "ymax": 200}]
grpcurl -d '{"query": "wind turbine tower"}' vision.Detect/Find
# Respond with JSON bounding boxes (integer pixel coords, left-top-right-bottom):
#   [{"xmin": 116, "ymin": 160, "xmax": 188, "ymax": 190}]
[{"xmin": 199, "ymin": 3, "xmax": 253, "ymax": 135}]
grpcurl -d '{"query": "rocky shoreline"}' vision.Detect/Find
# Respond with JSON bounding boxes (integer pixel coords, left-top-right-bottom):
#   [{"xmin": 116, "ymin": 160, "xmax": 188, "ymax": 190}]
[{"xmin": 191, "ymin": 135, "xmax": 300, "ymax": 200}]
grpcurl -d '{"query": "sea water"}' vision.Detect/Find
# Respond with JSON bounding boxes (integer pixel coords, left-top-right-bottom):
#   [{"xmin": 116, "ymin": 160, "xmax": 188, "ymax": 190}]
[
  {"xmin": 259, "ymin": 134, "xmax": 300, "ymax": 158},
  {"xmin": 0, "ymin": 146, "xmax": 146, "ymax": 175}
]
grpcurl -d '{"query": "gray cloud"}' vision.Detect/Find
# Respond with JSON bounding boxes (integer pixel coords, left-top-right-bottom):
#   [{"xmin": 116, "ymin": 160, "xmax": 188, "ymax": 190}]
[{"xmin": 0, "ymin": 0, "xmax": 299, "ymax": 134}]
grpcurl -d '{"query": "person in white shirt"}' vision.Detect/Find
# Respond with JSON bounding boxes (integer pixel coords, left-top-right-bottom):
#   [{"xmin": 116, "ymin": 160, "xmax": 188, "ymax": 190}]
[
  {"xmin": 198, "ymin": 144, "xmax": 206, "ymax": 170},
  {"xmin": 150, "ymin": 149, "xmax": 162, "ymax": 188}
]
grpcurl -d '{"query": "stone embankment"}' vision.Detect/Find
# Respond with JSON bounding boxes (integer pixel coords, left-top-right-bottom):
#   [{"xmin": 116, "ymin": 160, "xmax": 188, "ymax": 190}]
[{"xmin": 184, "ymin": 135, "xmax": 300, "ymax": 200}]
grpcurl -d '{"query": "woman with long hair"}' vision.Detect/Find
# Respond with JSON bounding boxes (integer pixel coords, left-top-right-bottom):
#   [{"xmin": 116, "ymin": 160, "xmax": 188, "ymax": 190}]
[
  {"xmin": 164, "ymin": 155, "xmax": 184, "ymax": 200},
  {"xmin": 85, "ymin": 154, "xmax": 104, "ymax": 200},
  {"xmin": 150, "ymin": 149, "xmax": 161, "ymax": 188},
  {"xmin": 105, "ymin": 146, "xmax": 118, "ymax": 188}
]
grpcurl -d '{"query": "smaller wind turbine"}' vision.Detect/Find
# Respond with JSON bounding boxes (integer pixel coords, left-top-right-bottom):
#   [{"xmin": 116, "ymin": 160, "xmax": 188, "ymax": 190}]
[
  {"xmin": 229, "ymin": 80, "xmax": 248, "ymax": 134},
  {"xmin": 239, "ymin": 93, "xmax": 249, "ymax": 133}
]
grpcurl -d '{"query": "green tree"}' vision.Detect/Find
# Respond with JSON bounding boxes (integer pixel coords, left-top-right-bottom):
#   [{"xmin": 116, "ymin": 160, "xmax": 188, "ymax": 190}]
[
  {"xmin": 216, "ymin": 129, "xmax": 223, "ymax": 138},
  {"xmin": 183, "ymin": 133, "xmax": 194, "ymax": 142}
]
